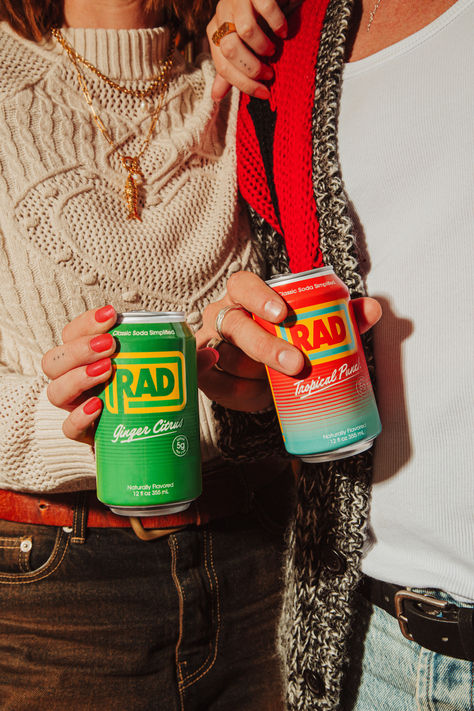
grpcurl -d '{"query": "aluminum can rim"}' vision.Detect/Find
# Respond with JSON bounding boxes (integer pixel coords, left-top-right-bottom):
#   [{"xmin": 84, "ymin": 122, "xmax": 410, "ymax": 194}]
[
  {"xmin": 266, "ymin": 266, "xmax": 334, "ymax": 287},
  {"xmin": 116, "ymin": 310, "xmax": 186, "ymax": 324}
]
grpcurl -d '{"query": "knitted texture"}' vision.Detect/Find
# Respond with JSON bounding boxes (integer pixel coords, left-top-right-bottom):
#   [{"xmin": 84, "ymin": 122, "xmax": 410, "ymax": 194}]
[
  {"xmin": 0, "ymin": 22, "xmax": 264, "ymax": 492},
  {"xmin": 237, "ymin": 0, "xmax": 329, "ymax": 273},
  {"xmin": 311, "ymin": 0, "xmax": 364, "ymax": 298},
  {"xmin": 236, "ymin": 1, "xmax": 376, "ymax": 709}
]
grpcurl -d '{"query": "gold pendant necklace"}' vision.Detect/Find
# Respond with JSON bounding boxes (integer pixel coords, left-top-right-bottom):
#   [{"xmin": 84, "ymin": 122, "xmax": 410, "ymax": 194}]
[
  {"xmin": 367, "ymin": 0, "xmax": 384, "ymax": 31},
  {"xmin": 52, "ymin": 27, "xmax": 175, "ymax": 220},
  {"xmin": 122, "ymin": 156, "xmax": 145, "ymax": 221}
]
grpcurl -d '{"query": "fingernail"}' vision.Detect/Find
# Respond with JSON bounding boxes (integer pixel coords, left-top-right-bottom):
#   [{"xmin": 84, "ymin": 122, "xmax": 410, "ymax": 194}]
[
  {"xmin": 261, "ymin": 66, "xmax": 274, "ymax": 80},
  {"xmin": 95, "ymin": 305, "xmax": 115, "ymax": 323},
  {"xmin": 277, "ymin": 349, "xmax": 302, "ymax": 372},
  {"xmin": 202, "ymin": 347, "xmax": 220, "ymax": 368},
  {"xmin": 275, "ymin": 22, "xmax": 288, "ymax": 38},
  {"xmin": 86, "ymin": 358, "xmax": 111, "ymax": 377},
  {"xmin": 254, "ymin": 86, "xmax": 270, "ymax": 100},
  {"xmin": 208, "ymin": 348, "xmax": 220, "ymax": 363},
  {"xmin": 262, "ymin": 43, "xmax": 276, "ymax": 56},
  {"xmin": 83, "ymin": 397, "xmax": 102, "ymax": 415},
  {"xmin": 90, "ymin": 333, "xmax": 114, "ymax": 353},
  {"xmin": 264, "ymin": 300, "xmax": 284, "ymax": 321}
]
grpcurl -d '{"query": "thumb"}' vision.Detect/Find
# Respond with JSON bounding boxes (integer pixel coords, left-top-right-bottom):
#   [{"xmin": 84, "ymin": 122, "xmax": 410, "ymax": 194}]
[{"xmin": 352, "ymin": 297, "xmax": 382, "ymax": 334}]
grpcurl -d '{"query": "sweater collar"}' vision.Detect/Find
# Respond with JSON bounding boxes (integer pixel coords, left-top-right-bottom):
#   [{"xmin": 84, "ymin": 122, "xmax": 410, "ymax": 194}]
[{"xmin": 61, "ymin": 26, "xmax": 172, "ymax": 81}]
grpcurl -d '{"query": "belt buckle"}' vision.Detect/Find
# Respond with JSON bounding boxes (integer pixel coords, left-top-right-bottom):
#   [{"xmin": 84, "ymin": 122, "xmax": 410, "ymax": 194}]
[{"xmin": 394, "ymin": 589, "xmax": 449, "ymax": 641}]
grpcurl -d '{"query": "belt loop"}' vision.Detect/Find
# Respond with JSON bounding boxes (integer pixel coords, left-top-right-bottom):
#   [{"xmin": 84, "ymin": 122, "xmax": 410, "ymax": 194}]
[{"xmin": 71, "ymin": 491, "xmax": 88, "ymax": 544}]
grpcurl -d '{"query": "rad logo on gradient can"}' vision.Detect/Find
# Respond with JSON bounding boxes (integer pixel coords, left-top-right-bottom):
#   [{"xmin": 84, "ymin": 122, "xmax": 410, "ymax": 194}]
[
  {"xmin": 253, "ymin": 268, "xmax": 382, "ymax": 463},
  {"xmin": 276, "ymin": 300, "xmax": 357, "ymax": 362}
]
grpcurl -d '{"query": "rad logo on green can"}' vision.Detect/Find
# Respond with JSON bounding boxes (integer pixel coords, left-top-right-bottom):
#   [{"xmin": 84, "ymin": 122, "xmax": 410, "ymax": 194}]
[{"xmin": 104, "ymin": 351, "xmax": 187, "ymax": 414}]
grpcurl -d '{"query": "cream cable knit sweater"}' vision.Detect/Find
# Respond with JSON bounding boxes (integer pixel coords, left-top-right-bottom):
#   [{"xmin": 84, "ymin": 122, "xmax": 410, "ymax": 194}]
[{"xmin": 0, "ymin": 22, "xmax": 263, "ymax": 493}]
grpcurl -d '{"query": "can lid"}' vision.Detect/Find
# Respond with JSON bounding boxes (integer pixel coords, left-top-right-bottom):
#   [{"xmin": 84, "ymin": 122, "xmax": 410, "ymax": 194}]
[
  {"xmin": 117, "ymin": 310, "xmax": 186, "ymax": 324},
  {"xmin": 266, "ymin": 266, "xmax": 334, "ymax": 286}
]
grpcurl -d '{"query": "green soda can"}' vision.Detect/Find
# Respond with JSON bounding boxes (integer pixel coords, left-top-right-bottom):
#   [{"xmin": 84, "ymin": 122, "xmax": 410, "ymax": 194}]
[{"xmin": 95, "ymin": 311, "xmax": 201, "ymax": 517}]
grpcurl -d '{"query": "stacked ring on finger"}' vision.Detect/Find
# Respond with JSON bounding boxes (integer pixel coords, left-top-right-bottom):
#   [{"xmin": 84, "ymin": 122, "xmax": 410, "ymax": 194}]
[
  {"xmin": 206, "ymin": 336, "xmax": 224, "ymax": 350},
  {"xmin": 206, "ymin": 305, "xmax": 246, "ymax": 373},
  {"xmin": 214, "ymin": 305, "xmax": 245, "ymax": 341},
  {"xmin": 211, "ymin": 21, "xmax": 237, "ymax": 47}
]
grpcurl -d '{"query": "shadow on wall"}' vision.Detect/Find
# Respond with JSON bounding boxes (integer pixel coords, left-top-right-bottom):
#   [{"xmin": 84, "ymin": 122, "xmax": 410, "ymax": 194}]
[
  {"xmin": 370, "ymin": 295, "xmax": 414, "ymax": 484},
  {"xmin": 349, "ymin": 198, "xmax": 415, "ymax": 484}
]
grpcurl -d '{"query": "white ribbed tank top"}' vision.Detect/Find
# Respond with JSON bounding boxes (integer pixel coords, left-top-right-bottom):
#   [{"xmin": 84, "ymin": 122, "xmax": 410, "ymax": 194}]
[{"xmin": 338, "ymin": 0, "xmax": 474, "ymax": 600}]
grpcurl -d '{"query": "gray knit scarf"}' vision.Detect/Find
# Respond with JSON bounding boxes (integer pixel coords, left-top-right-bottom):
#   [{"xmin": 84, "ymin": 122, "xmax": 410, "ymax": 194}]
[{"xmin": 217, "ymin": 1, "xmax": 374, "ymax": 709}]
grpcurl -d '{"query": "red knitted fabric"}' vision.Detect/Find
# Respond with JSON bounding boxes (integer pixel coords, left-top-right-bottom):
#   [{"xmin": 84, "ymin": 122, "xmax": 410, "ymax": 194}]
[{"xmin": 237, "ymin": 0, "xmax": 329, "ymax": 272}]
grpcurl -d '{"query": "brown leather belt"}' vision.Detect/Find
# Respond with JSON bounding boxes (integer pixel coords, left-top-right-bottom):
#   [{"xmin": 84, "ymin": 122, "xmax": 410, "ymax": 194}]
[
  {"xmin": 0, "ymin": 459, "xmax": 287, "ymax": 531},
  {"xmin": 360, "ymin": 575, "xmax": 474, "ymax": 662}
]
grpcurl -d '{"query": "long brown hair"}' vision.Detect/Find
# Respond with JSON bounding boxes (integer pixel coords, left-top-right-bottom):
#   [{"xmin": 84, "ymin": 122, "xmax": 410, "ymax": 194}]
[{"xmin": 0, "ymin": 0, "xmax": 216, "ymax": 42}]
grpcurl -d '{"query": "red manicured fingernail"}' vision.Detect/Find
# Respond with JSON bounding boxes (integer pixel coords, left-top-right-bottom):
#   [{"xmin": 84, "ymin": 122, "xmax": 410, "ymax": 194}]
[
  {"xmin": 204, "ymin": 348, "xmax": 220, "ymax": 368},
  {"xmin": 254, "ymin": 86, "xmax": 270, "ymax": 100},
  {"xmin": 90, "ymin": 333, "xmax": 114, "ymax": 353},
  {"xmin": 86, "ymin": 358, "xmax": 111, "ymax": 377},
  {"xmin": 261, "ymin": 66, "xmax": 274, "ymax": 80},
  {"xmin": 262, "ymin": 43, "xmax": 276, "ymax": 56},
  {"xmin": 197, "ymin": 347, "xmax": 219, "ymax": 370},
  {"xmin": 83, "ymin": 397, "xmax": 102, "ymax": 415},
  {"xmin": 95, "ymin": 305, "xmax": 115, "ymax": 323}
]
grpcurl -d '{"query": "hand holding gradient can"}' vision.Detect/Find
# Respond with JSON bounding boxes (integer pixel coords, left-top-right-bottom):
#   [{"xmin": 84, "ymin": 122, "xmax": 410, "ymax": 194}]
[{"xmin": 253, "ymin": 268, "xmax": 381, "ymax": 462}]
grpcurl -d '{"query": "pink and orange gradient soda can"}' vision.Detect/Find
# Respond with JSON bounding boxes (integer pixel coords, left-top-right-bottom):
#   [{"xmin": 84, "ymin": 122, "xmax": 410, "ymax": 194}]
[{"xmin": 253, "ymin": 267, "xmax": 381, "ymax": 462}]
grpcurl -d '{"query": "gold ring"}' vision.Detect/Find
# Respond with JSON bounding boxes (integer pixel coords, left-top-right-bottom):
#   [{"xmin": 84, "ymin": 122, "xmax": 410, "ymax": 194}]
[
  {"xmin": 215, "ymin": 305, "xmax": 244, "ymax": 341},
  {"xmin": 211, "ymin": 22, "xmax": 237, "ymax": 47}
]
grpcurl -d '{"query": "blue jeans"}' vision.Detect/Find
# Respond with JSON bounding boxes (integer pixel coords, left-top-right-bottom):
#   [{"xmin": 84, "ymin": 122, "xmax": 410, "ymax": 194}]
[
  {"xmin": 343, "ymin": 591, "xmax": 474, "ymax": 711},
  {"xmin": 0, "ymin": 463, "xmax": 293, "ymax": 711}
]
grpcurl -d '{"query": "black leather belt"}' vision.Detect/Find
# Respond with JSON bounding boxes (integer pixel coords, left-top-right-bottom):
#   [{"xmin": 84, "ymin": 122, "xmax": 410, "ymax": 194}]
[{"xmin": 359, "ymin": 575, "xmax": 474, "ymax": 662}]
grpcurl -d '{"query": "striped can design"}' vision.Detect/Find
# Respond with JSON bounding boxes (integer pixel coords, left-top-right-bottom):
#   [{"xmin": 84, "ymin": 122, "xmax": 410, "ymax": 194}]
[{"xmin": 254, "ymin": 268, "xmax": 381, "ymax": 462}]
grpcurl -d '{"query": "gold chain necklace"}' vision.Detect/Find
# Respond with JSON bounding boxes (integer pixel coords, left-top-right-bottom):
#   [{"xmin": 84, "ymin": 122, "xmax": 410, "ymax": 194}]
[
  {"xmin": 51, "ymin": 27, "xmax": 171, "ymax": 100},
  {"xmin": 52, "ymin": 27, "xmax": 175, "ymax": 220},
  {"xmin": 367, "ymin": 0, "xmax": 384, "ymax": 31}
]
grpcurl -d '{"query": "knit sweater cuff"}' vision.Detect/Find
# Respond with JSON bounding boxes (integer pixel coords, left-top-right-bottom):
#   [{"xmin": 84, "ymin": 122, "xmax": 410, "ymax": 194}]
[
  {"xmin": 34, "ymin": 387, "xmax": 221, "ymax": 489},
  {"xmin": 34, "ymin": 387, "xmax": 97, "ymax": 491}
]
